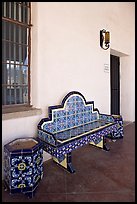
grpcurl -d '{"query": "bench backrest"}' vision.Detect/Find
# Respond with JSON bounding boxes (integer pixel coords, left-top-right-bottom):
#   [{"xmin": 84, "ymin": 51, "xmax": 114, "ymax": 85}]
[{"xmin": 39, "ymin": 91, "xmax": 100, "ymax": 133}]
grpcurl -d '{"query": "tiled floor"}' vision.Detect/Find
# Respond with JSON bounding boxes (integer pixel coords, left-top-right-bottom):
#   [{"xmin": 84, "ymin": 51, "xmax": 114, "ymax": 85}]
[{"xmin": 2, "ymin": 121, "xmax": 135, "ymax": 202}]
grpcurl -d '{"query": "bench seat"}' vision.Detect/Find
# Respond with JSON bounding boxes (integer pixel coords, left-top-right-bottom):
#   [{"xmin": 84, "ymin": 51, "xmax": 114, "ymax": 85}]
[{"xmin": 55, "ymin": 120, "xmax": 114, "ymax": 143}]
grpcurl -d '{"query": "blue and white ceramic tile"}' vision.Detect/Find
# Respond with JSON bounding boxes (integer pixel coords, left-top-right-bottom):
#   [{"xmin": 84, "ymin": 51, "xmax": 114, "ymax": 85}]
[
  {"xmin": 4, "ymin": 138, "xmax": 43, "ymax": 198},
  {"xmin": 38, "ymin": 91, "xmax": 123, "ymax": 158}
]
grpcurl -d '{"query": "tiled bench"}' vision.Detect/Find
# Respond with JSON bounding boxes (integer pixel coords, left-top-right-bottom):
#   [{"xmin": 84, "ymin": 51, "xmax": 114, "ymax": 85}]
[{"xmin": 37, "ymin": 91, "xmax": 123, "ymax": 173}]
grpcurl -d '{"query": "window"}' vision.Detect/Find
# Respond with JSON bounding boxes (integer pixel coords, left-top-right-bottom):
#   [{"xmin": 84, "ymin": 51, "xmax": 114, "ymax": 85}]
[{"xmin": 2, "ymin": 2, "xmax": 31, "ymax": 107}]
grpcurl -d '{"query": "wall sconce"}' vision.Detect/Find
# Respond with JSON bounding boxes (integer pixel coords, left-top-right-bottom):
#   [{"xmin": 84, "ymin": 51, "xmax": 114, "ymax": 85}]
[{"xmin": 100, "ymin": 29, "xmax": 110, "ymax": 50}]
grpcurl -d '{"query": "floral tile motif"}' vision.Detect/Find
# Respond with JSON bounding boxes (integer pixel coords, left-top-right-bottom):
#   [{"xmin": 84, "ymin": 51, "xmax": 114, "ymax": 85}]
[
  {"xmin": 4, "ymin": 138, "xmax": 43, "ymax": 198},
  {"xmin": 37, "ymin": 91, "xmax": 123, "ymax": 159}
]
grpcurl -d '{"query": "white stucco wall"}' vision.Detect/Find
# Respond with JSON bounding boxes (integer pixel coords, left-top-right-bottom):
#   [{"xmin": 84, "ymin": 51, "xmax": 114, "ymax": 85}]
[
  {"xmin": 31, "ymin": 2, "xmax": 135, "ymax": 118},
  {"xmin": 2, "ymin": 2, "xmax": 135, "ymax": 177}
]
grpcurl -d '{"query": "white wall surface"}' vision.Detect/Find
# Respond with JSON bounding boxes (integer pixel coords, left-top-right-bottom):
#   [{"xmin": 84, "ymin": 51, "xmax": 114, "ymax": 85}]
[
  {"xmin": 2, "ymin": 2, "xmax": 135, "ymax": 177},
  {"xmin": 31, "ymin": 2, "xmax": 135, "ymax": 118}
]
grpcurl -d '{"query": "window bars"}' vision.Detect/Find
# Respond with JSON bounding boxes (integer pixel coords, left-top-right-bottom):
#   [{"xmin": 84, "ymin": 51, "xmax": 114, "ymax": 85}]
[{"xmin": 2, "ymin": 2, "xmax": 31, "ymax": 106}]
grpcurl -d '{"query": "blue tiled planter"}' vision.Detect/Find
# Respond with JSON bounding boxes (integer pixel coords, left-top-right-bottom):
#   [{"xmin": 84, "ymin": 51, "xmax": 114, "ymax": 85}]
[{"xmin": 4, "ymin": 137, "xmax": 43, "ymax": 198}]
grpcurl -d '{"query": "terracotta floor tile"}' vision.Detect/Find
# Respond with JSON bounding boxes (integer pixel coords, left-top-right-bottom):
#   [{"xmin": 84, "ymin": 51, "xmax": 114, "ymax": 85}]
[{"xmin": 66, "ymin": 191, "xmax": 135, "ymax": 202}]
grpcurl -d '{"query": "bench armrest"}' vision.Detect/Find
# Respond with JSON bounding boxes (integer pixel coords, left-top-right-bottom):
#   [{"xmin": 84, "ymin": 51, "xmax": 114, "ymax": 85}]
[
  {"xmin": 99, "ymin": 113, "xmax": 115, "ymax": 122},
  {"xmin": 38, "ymin": 129, "xmax": 57, "ymax": 146}
]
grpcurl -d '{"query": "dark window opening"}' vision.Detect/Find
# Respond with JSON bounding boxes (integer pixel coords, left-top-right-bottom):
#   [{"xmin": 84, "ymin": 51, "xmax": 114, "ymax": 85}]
[{"xmin": 2, "ymin": 2, "xmax": 31, "ymax": 107}]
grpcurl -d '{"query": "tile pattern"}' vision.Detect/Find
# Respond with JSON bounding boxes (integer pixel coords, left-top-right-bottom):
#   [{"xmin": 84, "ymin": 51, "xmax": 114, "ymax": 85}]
[
  {"xmin": 2, "ymin": 122, "xmax": 135, "ymax": 202},
  {"xmin": 41, "ymin": 123, "xmax": 118, "ymax": 162},
  {"xmin": 37, "ymin": 92, "xmax": 123, "ymax": 173},
  {"xmin": 4, "ymin": 138, "xmax": 43, "ymax": 198},
  {"xmin": 37, "ymin": 91, "xmax": 123, "ymax": 157},
  {"xmin": 41, "ymin": 93, "xmax": 99, "ymax": 133}
]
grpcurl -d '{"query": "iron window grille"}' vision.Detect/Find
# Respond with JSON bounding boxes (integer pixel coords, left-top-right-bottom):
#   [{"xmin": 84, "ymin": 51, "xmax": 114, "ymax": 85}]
[{"xmin": 2, "ymin": 2, "xmax": 31, "ymax": 107}]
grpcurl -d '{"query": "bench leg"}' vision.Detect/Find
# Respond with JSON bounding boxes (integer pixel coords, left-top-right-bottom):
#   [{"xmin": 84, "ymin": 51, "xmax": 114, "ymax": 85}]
[
  {"xmin": 53, "ymin": 152, "xmax": 75, "ymax": 173},
  {"xmin": 103, "ymin": 137, "xmax": 110, "ymax": 151},
  {"xmin": 89, "ymin": 136, "xmax": 110, "ymax": 151}
]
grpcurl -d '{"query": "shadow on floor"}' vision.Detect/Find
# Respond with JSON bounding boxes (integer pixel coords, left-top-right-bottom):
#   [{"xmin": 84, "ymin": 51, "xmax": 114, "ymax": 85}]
[{"xmin": 2, "ymin": 122, "xmax": 135, "ymax": 202}]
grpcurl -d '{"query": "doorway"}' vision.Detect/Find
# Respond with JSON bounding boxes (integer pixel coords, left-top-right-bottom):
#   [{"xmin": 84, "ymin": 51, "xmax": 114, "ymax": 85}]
[{"xmin": 110, "ymin": 54, "xmax": 120, "ymax": 115}]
